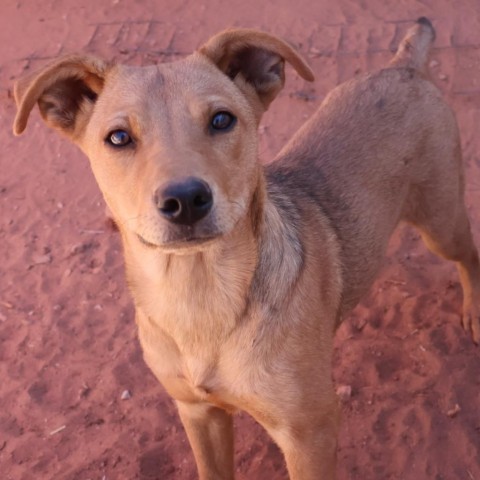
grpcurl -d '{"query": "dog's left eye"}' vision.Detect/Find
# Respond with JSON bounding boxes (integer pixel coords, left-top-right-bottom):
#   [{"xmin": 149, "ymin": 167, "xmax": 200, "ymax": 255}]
[
  {"xmin": 106, "ymin": 130, "xmax": 132, "ymax": 147},
  {"xmin": 210, "ymin": 111, "xmax": 237, "ymax": 132}
]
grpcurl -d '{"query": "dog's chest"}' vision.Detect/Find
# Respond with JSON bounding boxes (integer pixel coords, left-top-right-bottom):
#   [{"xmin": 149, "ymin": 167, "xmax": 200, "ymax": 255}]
[
  {"xmin": 137, "ymin": 306, "xmax": 248, "ymax": 410},
  {"xmin": 132, "ymin": 252, "xmax": 255, "ymax": 407}
]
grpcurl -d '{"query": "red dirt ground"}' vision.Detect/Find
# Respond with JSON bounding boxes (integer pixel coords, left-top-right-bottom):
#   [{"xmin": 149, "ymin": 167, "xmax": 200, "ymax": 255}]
[{"xmin": 1, "ymin": 1, "xmax": 480, "ymax": 479}]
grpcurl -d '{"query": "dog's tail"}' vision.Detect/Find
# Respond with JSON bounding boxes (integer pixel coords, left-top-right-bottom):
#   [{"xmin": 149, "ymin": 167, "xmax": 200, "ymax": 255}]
[{"xmin": 390, "ymin": 17, "xmax": 435, "ymax": 73}]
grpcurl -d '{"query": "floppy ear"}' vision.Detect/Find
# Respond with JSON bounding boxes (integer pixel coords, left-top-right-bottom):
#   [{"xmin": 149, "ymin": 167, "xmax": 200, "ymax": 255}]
[
  {"xmin": 199, "ymin": 29, "xmax": 314, "ymax": 110},
  {"xmin": 13, "ymin": 55, "xmax": 110, "ymax": 139}
]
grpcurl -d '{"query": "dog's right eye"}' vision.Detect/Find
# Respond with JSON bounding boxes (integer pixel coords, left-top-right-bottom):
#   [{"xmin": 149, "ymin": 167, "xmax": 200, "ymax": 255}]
[{"xmin": 106, "ymin": 130, "xmax": 133, "ymax": 147}]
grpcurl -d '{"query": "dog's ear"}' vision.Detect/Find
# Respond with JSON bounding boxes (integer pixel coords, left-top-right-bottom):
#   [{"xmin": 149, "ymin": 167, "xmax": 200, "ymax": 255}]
[
  {"xmin": 199, "ymin": 29, "xmax": 314, "ymax": 110},
  {"xmin": 13, "ymin": 55, "xmax": 110, "ymax": 139}
]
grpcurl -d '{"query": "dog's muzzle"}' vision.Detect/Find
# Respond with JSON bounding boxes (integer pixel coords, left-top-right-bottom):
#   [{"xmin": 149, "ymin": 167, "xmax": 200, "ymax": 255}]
[{"xmin": 154, "ymin": 177, "xmax": 213, "ymax": 226}]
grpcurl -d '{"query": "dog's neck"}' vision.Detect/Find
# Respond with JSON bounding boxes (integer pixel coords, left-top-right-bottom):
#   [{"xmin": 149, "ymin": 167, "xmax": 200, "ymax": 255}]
[{"xmin": 119, "ymin": 170, "xmax": 306, "ymax": 353}]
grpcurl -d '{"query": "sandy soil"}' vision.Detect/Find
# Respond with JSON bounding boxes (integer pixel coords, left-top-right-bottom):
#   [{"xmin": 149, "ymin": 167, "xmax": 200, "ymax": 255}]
[{"xmin": 1, "ymin": 0, "xmax": 480, "ymax": 479}]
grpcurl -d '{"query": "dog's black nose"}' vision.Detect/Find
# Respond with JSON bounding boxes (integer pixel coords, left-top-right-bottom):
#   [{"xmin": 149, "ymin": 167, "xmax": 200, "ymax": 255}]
[{"xmin": 155, "ymin": 178, "xmax": 213, "ymax": 225}]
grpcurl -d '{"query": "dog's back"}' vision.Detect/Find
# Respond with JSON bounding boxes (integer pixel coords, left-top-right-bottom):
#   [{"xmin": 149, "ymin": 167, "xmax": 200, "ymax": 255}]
[{"xmin": 268, "ymin": 18, "xmax": 463, "ymax": 315}]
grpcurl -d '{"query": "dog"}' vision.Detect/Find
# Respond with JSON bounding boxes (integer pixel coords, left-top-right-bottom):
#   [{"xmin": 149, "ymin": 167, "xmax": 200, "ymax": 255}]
[{"xmin": 13, "ymin": 17, "xmax": 480, "ymax": 480}]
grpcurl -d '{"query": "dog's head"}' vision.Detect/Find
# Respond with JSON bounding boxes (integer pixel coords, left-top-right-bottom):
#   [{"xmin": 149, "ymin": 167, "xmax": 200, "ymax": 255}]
[{"xmin": 13, "ymin": 29, "xmax": 313, "ymax": 253}]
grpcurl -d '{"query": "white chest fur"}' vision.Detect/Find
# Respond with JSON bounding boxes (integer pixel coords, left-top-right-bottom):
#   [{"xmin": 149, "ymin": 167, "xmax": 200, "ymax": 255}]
[{"xmin": 124, "ymin": 230, "xmax": 258, "ymax": 404}]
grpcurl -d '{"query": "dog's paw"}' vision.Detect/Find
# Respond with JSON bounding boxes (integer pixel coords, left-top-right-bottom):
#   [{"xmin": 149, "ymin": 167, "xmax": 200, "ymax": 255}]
[{"xmin": 462, "ymin": 304, "xmax": 480, "ymax": 344}]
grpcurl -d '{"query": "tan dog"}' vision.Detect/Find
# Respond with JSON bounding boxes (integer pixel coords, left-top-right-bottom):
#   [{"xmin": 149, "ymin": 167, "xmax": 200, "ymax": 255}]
[{"xmin": 13, "ymin": 17, "xmax": 480, "ymax": 480}]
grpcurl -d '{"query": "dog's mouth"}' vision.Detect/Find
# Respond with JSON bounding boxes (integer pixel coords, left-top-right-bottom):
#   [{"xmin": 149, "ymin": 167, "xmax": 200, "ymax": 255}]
[{"xmin": 136, "ymin": 233, "xmax": 220, "ymax": 251}]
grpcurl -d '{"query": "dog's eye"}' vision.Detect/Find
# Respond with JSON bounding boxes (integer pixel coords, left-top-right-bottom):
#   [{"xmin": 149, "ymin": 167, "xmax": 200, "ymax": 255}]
[
  {"xmin": 210, "ymin": 111, "xmax": 236, "ymax": 132},
  {"xmin": 106, "ymin": 130, "xmax": 132, "ymax": 147}
]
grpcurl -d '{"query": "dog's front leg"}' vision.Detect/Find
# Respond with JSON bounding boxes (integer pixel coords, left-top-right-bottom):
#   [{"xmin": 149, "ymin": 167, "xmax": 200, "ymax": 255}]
[
  {"xmin": 262, "ymin": 395, "xmax": 340, "ymax": 480},
  {"xmin": 177, "ymin": 401, "xmax": 234, "ymax": 480}
]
